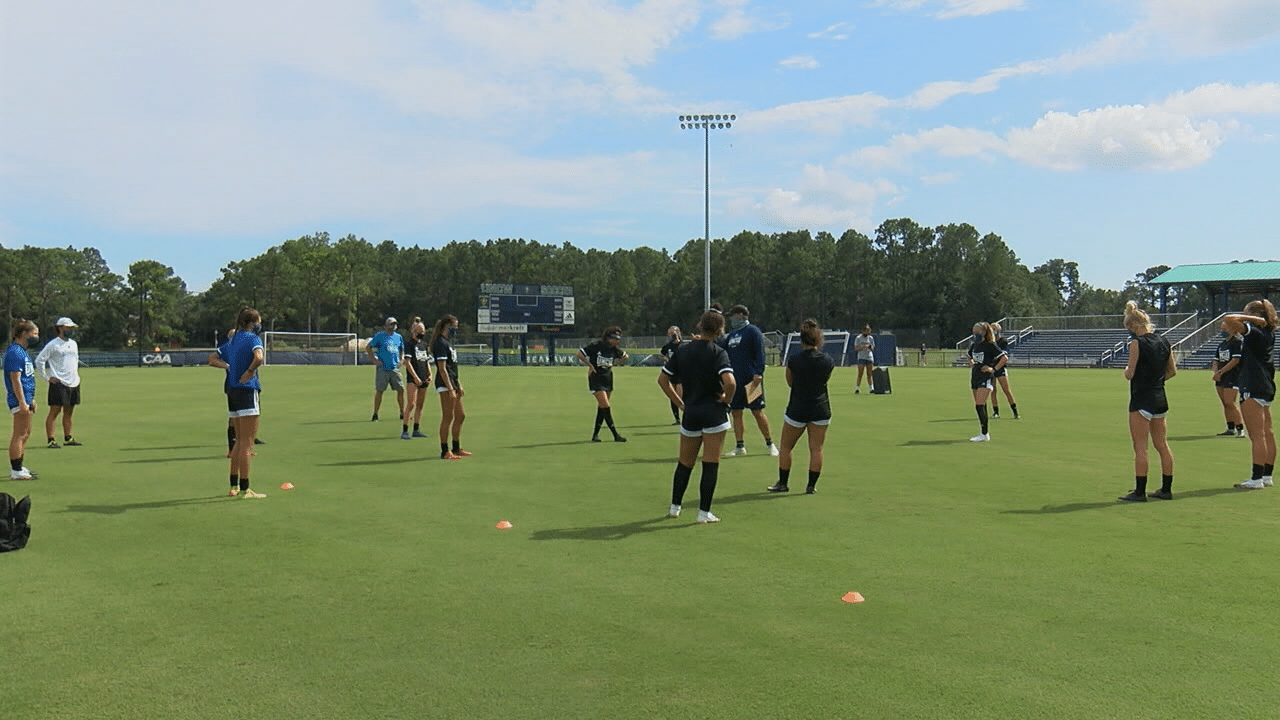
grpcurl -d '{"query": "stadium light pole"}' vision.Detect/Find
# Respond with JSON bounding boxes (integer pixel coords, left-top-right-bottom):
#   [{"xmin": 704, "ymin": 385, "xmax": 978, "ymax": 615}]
[{"xmin": 679, "ymin": 113, "xmax": 735, "ymax": 310}]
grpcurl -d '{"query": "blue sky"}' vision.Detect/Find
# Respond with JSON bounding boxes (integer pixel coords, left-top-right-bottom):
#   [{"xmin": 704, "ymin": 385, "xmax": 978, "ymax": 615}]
[{"xmin": 2, "ymin": 0, "xmax": 1278, "ymax": 294}]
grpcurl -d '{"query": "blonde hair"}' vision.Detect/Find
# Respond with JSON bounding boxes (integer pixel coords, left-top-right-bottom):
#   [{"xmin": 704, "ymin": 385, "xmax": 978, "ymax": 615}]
[
  {"xmin": 972, "ymin": 322, "xmax": 994, "ymax": 344},
  {"xmin": 1243, "ymin": 299, "xmax": 1278, "ymax": 331},
  {"xmin": 1124, "ymin": 301, "xmax": 1152, "ymax": 335}
]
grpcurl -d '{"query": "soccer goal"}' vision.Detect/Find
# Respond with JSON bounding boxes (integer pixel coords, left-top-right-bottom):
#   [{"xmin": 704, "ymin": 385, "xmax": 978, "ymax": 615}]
[
  {"xmin": 262, "ymin": 332, "xmax": 359, "ymax": 366},
  {"xmin": 782, "ymin": 330, "xmax": 852, "ymax": 366}
]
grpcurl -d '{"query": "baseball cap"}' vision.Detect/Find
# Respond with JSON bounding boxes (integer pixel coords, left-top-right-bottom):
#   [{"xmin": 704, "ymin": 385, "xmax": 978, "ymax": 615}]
[
  {"xmin": 384, "ymin": 316, "xmax": 398, "ymax": 325},
  {"xmin": 56, "ymin": 317, "xmax": 78, "ymax": 328}
]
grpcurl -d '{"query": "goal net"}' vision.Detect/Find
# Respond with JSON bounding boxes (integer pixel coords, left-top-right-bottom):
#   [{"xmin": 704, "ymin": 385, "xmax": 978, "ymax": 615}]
[
  {"xmin": 262, "ymin": 332, "xmax": 359, "ymax": 366},
  {"xmin": 782, "ymin": 330, "xmax": 852, "ymax": 366}
]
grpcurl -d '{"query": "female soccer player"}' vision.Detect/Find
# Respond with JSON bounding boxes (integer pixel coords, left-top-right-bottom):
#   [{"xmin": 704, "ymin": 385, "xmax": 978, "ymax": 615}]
[
  {"xmin": 432, "ymin": 314, "xmax": 469, "ymax": 460},
  {"xmin": 767, "ymin": 319, "xmax": 834, "ymax": 494},
  {"xmin": 6, "ymin": 320, "xmax": 40, "ymax": 481},
  {"xmin": 1223, "ymin": 299, "xmax": 1277, "ymax": 490},
  {"xmin": 989, "ymin": 322, "xmax": 1020, "ymax": 419},
  {"xmin": 225, "ymin": 307, "xmax": 266, "ymax": 498},
  {"xmin": 660, "ymin": 325, "xmax": 683, "ymax": 424},
  {"xmin": 1211, "ymin": 329, "xmax": 1245, "ymax": 437},
  {"xmin": 658, "ymin": 310, "xmax": 736, "ymax": 524},
  {"xmin": 1119, "ymin": 301, "xmax": 1176, "ymax": 502},
  {"xmin": 967, "ymin": 322, "xmax": 1006, "ymax": 442},
  {"xmin": 577, "ymin": 327, "xmax": 629, "ymax": 442},
  {"xmin": 402, "ymin": 317, "xmax": 432, "ymax": 440}
]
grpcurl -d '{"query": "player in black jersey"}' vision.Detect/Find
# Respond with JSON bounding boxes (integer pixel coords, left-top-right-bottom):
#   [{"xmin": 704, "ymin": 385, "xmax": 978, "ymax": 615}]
[
  {"xmin": 431, "ymin": 314, "xmax": 469, "ymax": 460},
  {"xmin": 1223, "ymin": 299, "xmax": 1277, "ymax": 490},
  {"xmin": 658, "ymin": 310, "xmax": 736, "ymax": 524},
  {"xmin": 767, "ymin": 319, "xmax": 834, "ymax": 494},
  {"xmin": 966, "ymin": 322, "xmax": 1006, "ymax": 442},
  {"xmin": 402, "ymin": 317, "xmax": 432, "ymax": 440},
  {"xmin": 1119, "ymin": 302, "xmax": 1176, "ymax": 502},
  {"xmin": 1211, "ymin": 331, "xmax": 1245, "ymax": 437},
  {"xmin": 660, "ymin": 326, "xmax": 683, "ymax": 424},
  {"xmin": 577, "ymin": 327, "xmax": 629, "ymax": 442},
  {"xmin": 988, "ymin": 322, "xmax": 1020, "ymax": 419}
]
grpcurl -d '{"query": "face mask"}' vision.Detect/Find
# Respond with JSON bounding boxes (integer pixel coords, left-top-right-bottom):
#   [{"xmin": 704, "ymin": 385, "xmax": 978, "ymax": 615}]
[
  {"xmin": 448, "ymin": 327, "xmax": 457, "ymax": 339},
  {"xmin": 26, "ymin": 335, "xmax": 41, "ymax": 349},
  {"xmin": 730, "ymin": 317, "xmax": 748, "ymax": 330},
  {"xmin": 414, "ymin": 333, "xmax": 425, "ymax": 341},
  {"xmin": 972, "ymin": 333, "xmax": 983, "ymax": 343},
  {"xmin": 252, "ymin": 323, "xmax": 263, "ymax": 336},
  {"xmin": 668, "ymin": 334, "xmax": 677, "ymax": 343},
  {"xmin": 63, "ymin": 329, "xmax": 76, "ymax": 339}
]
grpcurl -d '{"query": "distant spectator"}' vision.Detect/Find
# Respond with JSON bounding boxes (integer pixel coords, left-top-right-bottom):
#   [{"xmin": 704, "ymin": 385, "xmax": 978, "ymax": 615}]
[
  {"xmin": 34, "ymin": 317, "xmax": 82, "ymax": 449},
  {"xmin": 853, "ymin": 325, "xmax": 875, "ymax": 393},
  {"xmin": 367, "ymin": 317, "xmax": 405, "ymax": 423},
  {"xmin": 918, "ymin": 342, "xmax": 926, "ymax": 366},
  {"xmin": 1223, "ymin": 299, "xmax": 1276, "ymax": 490}
]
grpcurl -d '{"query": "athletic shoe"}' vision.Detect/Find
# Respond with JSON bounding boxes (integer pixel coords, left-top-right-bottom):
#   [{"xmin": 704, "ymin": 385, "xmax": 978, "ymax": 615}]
[
  {"xmin": 766, "ymin": 483, "xmax": 790, "ymax": 493},
  {"xmin": 46, "ymin": 439, "xmax": 60, "ymax": 449},
  {"xmin": 1236, "ymin": 428, "xmax": 1247, "ymax": 438},
  {"xmin": 453, "ymin": 449, "xmax": 472, "ymax": 457},
  {"xmin": 63, "ymin": 439, "xmax": 82, "ymax": 446},
  {"xmin": 1013, "ymin": 413, "xmax": 1021, "ymax": 420},
  {"xmin": 969, "ymin": 433, "xmax": 990, "ymax": 442},
  {"xmin": 696, "ymin": 510, "xmax": 720, "ymax": 524},
  {"xmin": 1217, "ymin": 429, "xmax": 1237, "ymax": 436},
  {"xmin": 371, "ymin": 413, "xmax": 378, "ymax": 422},
  {"xmin": 1263, "ymin": 476, "xmax": 1274, "ymax": 487},
  {"xmin": 400, "ymin": 431, "xmax": 411, "ymax": 440},
  {"xmin": 22, "ymin": 467, "xmax": 36, "ymax": 479},
  {"xmin": 411, "ymin": 430, "xmax": 429, "ymax": 438},
  {"xmin": 1117, "ymin": 491, "xmax": 1147, "ymax": 502},
  {"xmin": 768, "ymin": 444, "xmax": 780, "ymax": 457},
  {"xmin": 227, "ymin": 488, "xmax": 240, "ymax": 497},
  {"xmin": 9, "ymin": 468, "xmax": 32, "ymax": 480},
  {"xmin": 1234, "ymin": 478, "xmax": 1266, "ymax": 490},
  {"xmin": 612, "ymin": 434, "xmax": 627, "ymax": 443},
  {"xmin": 805, "ymin": 485, "xmax": 817, "ymax": 495},
  {"xmin": 441, "ymin": 452, "xmax": 462, "ymax": 460},
  {"xmin": 671, "ymin": 420, "xmax": 680, "ymax": 425},
  {"xmin": 1147, "ymin": 489, "xmax": 1173, "ymax": 500},
  {"xmin": 667, "ymin": 504, "xmax": 681, "ymax": 518},
  {"xmin": 726, "ymin": 446, "xmax": 747, "ymax": 457},
  {"xmin": 854, "ymin": 388, "xmax": 860, "ymax": 394},
  {"xmin": 591, "ymin": 436, "xmax": 602, "ymax": 443},
  {"xmin": 241, "ymin": 488, "xmax": 266, "ymax": 498},
  {"xmin": 252, "ymin": 438, "xmax": 265, "ymax": 445},
  {"xmin": 992, "ymin": 410, "xmax": 1000, "ymax": 419}
]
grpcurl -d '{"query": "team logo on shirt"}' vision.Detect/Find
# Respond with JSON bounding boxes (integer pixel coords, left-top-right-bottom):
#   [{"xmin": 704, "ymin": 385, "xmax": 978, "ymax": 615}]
[
  {"xmin": 596, "ymin": 355, "xmax": 614, "ymax": 369},
  {"xmin": 727, "ymin": 335, "xmax": 742, "ymax": 349}
]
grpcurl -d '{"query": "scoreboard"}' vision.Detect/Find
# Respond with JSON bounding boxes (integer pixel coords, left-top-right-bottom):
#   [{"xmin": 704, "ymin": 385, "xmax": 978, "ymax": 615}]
[{"xmin": 476, "ymin": 283, "xmax": 575, "ymax": 333}]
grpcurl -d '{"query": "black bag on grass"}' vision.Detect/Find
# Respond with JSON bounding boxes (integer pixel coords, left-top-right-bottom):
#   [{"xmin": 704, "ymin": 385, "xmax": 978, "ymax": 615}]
[{"xmin": 0, "ymin": 492, "xmax": 32, "ymax": 552}]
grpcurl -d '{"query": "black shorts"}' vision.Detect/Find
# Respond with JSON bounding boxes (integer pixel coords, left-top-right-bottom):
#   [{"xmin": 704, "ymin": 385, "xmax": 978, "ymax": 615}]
[
  {"xmin": 226, "ymin": 388, "xmax": 261, "ymax": 417},
  {"xmin": 588, "ymin": 372, "xmax": 615, "ymax": 394},
  {"xmin": 971, "ymin": 375, "xmax": 993, "ymax": 391},
  {"xmin": 680, "ymin": 403, "xmax": 731, "ymax": 437},
  {"xmin": 1129, "ymin": 390, "xmax": 1169, "ymax": 417},
  {"xmin": 783, "ymin": 404, "xmax": 831, "ymax": 426},
  {"xmin": 47, "ymin": 383, "xmax": 81, "ymax": 407},
  {"xmin": 1215, "ymin": 376, "xmax": 1239, "ymax": 390},
  {"xmin": 729, "ymin": 383, "xmax": 764, "ymax": 411},
  {"xmin": 992, "ymin": 366, "xmax": 1008, "ymax": 379}
]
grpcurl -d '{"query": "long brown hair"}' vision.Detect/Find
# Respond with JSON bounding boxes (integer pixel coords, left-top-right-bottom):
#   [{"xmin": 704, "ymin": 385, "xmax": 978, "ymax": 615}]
[
  {"xmin": 236, "ymin": 306, "xmax": 261, "ymax": 330},
  {"xmin": 1244, "ymin": 299, "xmax": 1279, "ymax": 331},
  {"xmin": 697, "ymin": 310, "xmax": 725, "ymax": 339},
  {"xmin": 800, "ymin": 319, "xmax": 823, "ymax": 349},
  {"xmin": 432, "ymin": 314, "xmax": 458, "ymax": 344},
  {"xmin": 11, "ymin": 319, "xmax": 35, "ymax": 342}
]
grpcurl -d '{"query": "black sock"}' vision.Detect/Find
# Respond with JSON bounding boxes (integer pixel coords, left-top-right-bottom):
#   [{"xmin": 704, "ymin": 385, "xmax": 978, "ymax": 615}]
[
  {"xmin": 603, "ymin": 407, "xmax": 616, "ymax": 431},
  {"xmin": 452, "ymin": 440, "xmax": 461, "ymax": 453},
  {"xmin": 808, "ymin": 470, "xmax": 821, "ymax": 488},
  {"xmin": 593, "ymin": 408, "xmax": 604, "ymax": 435},
  {"xmin": 1227, "ymin": 422, "xmax": 1235, "ymax": 431},
  {"xmin": 1265, "ymin": 464, "xmax": 1274, "ymax": 477},
  {"xmin": 230, "ymin": 474, "xmax": 239, "ymax": 488},
  {"xmin": 413, "ymin": 423, "xmax": 420, "ymax": 433},
  {"xmin": 440, "ymin": 443, "xmax": 449, "ymax": 458},
  {"xmin": 698, "ymin": 461, "xmax": 720, "ymax": 512},
  {"xmin": 10, "ymin": 458, "xmax": 21, "ymax": 472},
  {"xmin": 671, "ymin": 463, "xmax": 693, "ymax": 505},
  {"xmin": 1161, "ymin": 474, "xmax": 1173, "ymax": 492},
  {"xmin": 403, "ymin": 424, "xmax": 409, "ymax": 433},
  {"xmin": 1010, "ymin": 403, "xmax": 1018, "ymax": 416},
  {"xmin": 736, "ymin": 440, "xmax": 745, "ymax": 449},
  {"xmin": 227, "ymin": 426, "xmax": 236, "ymax": 451},
  {"xmin": 240, "ymin": 477, "xmax": 249, "ymax": 492},
  {"xmin": 777, "ymin": 468, "xmax": 791, "ymax": 486},
  {"xmin": 976, "ymin": 405, "xmax": 988, "ymax": 434},
  {"xmin": 47, "ymin": 436, "xmax": 55, "ymax": 443},
  {"xmin": 764, "ymin": 437, "xmax": 773, "ymax": 447},
  {"xmin": 1134, "ymin": 475, "xmax": 1147, "ymax": 493},
  {"xmin": 1253, "ymin": 464, "xmax": 1265, "ymax": 480}
]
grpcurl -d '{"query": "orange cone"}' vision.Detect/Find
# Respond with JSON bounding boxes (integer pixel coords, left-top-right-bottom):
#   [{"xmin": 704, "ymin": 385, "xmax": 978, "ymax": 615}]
[
  {"xmin": 842, "ymin": 591, "xmax": 865, "ymax": 603},
  {"xmin": 280, "ymin": 482, "xmax": 295, "ymax": 490},
  {"xmin": 495, "ymin": 520, "xmax": 513, "ymax": 529}
]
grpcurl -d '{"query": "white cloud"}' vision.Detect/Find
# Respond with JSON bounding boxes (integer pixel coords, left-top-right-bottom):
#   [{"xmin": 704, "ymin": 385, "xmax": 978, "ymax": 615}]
[
  {"xmin": 1139, "ymin": 0, "xmax": 1280, "ymax": 55},
  {"xmin": 808, "ymin": 22, "xmax": 852, "ymax": 40},
  {"xmin": 920, "ymin": 172, "xmax": 959, "ymax": 185},
  {"xmin": 709, "ymin": 0, "xmax": 785, "ymax": 40},
  {"xmin": 744, "ymin": 93, "xmax": 895, "ymax": 133},
  {"xmin": 732, "ymin": 166, "xmax": 899, "ymax": 231},
  {"xmin": 1158, "ymin": 82, "xmax": 1280, "ymax": 115},
  {"xmin": 1004, "ymin": 105, "xmax": 1224, "ymax": 171},
  {"xmin": 873, "ymin": 0, "xmax": 1024, "ymax": 19},
  {"xmin": 780, "ymin": 55, "xmax": 820, "ymax": 69}
]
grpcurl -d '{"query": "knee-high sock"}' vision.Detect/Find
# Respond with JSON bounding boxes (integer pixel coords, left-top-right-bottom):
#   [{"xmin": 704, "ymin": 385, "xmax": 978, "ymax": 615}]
[
  {"xmin": 671, "ymin": 463, "xmax": 693, "ymax": 505},
  {"xmin": 699, "ymin": 461, "xmax": 720, "ymax": 512},
  {"xmin": 594, "ymin": 407, "xmax": 605, "ymax": 435},
  {"xmin": 603, "ymin": 407, "xmax": 616, "ymax": 431},
  {"xmin": 975, "ymin": 405, "xmax": 988, "ymax": 435}
]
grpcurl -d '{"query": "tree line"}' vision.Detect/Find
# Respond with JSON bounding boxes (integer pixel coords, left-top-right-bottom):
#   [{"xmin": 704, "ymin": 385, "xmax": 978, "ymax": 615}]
[{"xmin": 0, "ymin": 219, "xmax": 1201, "ymax": 350}]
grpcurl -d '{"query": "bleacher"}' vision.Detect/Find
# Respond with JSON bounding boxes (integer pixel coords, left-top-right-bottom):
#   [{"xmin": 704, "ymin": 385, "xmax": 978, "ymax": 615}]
[{"xmin": 1007, "ymin": 329, "xmax": 1133, "ymax": 367}]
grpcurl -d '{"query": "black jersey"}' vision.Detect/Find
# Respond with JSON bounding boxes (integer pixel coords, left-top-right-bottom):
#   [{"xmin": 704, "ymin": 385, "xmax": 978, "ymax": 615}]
[
  {"xmin": 785, "ymin": 348, "xmax": 835, "ymax": 419},
  {"xmin": 1238, "ymin": 323, "xmax": 1276, "ymax": 401},
  {"xmin": 1214, "ymin": 336, "xmax": 1243, "ymax": 387},
  {"xmin": 1129, "ymin": 333, "xmax": 1171, "ymax": 413},
  {"xmin": 581, "ymin": 341, "xmax": 624, "ymax": 376},
  {"xmin": 968, "ymin": 341, "xmax": 1006, "ymax": 386},
  {"xmin": 407, "ymin": 337, "xmax": 432, "ymax": 384},
  {"xmin": 660, "ymin": 340, "xmax": 681, "ymax": 361},
  {"xmin": 662, "ymin": 339, "xmax": 732, "ymax": 408},
  {"xmin": 431, "ymin": 335, "xmax": 459, "ymax": 388}
]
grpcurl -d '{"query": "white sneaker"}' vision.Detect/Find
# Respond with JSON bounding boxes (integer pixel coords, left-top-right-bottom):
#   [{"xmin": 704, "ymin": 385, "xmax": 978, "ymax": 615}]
[
  {"xmin": 697, "ymin": 510, "xmax": 720, "ymax": 524},
  {"xmin": 1235, "ymin": 478, "xmax": 1266, "ymax": 490},
  {"xmin": 667, "ymin": 504, "xmax": 681, "ymax": 518},
  {"xmin": 1264, "ymin": 476, "xmax": 1274, "ymax": 487},
  {"xmin": 768, "ymin": 444, "xmax": 780, "ymax": 457},
  {"xmin": 969, "ymin": 434, "xmax": 990, "ymax": 442},
  {"xmin": 9, "ymin": 468, "xmax": 32, "ymax": 480},
  {"xmin": 726, "ymin": 446, "xmax": 747, "ymax": 457}
]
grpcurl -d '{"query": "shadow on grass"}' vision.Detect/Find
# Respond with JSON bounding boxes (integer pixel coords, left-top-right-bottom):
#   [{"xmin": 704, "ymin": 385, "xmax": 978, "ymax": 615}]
[
  {"xmin": 927, "ymin": 418, "xmax": 976, "ymax": 423},
  {"xmin": 314, "ymin": 436, "xmax": 403, "ymax": 443},
  {"xmin": 115, "ymin": 455, "xmax": 228, "ymax": 464},
  {"xmin": 298, "ymin": 419, "xmax": 375, "ymax": 425},
  {"xmin": 529, "ymin": 515, "xmax": 686, "ymax": 541},
  {"xmin": 58, "ymin": 496, "xmax": 230, "ymax": 515},
  {"xmin": 1167, "ymin": 435, "xmax": 1238, "ymax": 442},
  {"xmin": 507, "ymin": 440, "xmax": 602, "ymax": 449},
  {"xmin": 118, "ymin": 445, "xmax": 216, "ymax": 452},
  {"xmin": 900, "ymin": 439, "xmax": 972, "ymax": 446},
  {"xmin": 1002, "ymin": 486, "xmax": 1244, "ymax": 514},
  {"xmin": 318, "ymin": 456, "xmax": 441, "ymax": 467}
]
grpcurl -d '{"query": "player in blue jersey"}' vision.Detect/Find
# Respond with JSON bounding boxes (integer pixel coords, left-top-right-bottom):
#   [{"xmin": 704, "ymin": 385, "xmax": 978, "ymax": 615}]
[
  {"xmin": 367, "ymin": 317, "xmax": 406, "ymax": 423},
  {"xmin": 6, "ymin": 319, "xmax": 40, "ymax": 481},
  {"xmin": 720, "ymin": 305, "xmax": 775, "ymax": 456},
  {"xmin": 224, "ymin": 307, "xmax": 266, "ymax": 498}
]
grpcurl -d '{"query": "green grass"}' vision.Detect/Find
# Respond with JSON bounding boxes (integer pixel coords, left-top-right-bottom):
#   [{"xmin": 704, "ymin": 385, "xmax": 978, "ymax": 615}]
[{"xmin": 4, "ymin": 364, "xmax": 1276, "ymax": 719}]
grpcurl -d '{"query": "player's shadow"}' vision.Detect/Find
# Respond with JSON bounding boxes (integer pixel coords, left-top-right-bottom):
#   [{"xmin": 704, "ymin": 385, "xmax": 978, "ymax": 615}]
[
  {"xmin": 118, "ymin": 444, "xmax": 215, "ymax": 452},
  {"xmin": 115, "ymin": 455, "xmax": 227, "ymax": 464},
  {"xmin": 507, "ymin": 439, "xmax": 605, "ymax": 449},
  {"xmin": 298, "ymin": 419, "xmax": 375, "ymax": 425},
  {"xmin": 1002, "ymin": 487, "xmax": 1242, "ymax": 514},
  {"xmin": 610, "ymin": 456, "xmax": 680, "ymax": 464},
  {"xmin": 319, "ymin": 456, "xmax": 440, "ymax": 466},
  {"xmin": 59, "ymin": 496, "xmax": 230, "ymax": 515},
  {"xmin": 1166, "ymin": 435, "xmax": 1233, "ymax": 442},
  {"xmin": 529, "ymin": 515, "xmax": 687, "ymax": 541},
  {"xmin": 927, "ymin": 418, "xmax": 977, "ymax": 423},
  {"xmin": 900, "ymin": 439, "xmax": 972, "ymax": 446}
]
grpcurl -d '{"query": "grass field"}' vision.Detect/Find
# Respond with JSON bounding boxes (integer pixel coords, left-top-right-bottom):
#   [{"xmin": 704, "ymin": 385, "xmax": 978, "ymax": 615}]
[{"xmin": 4, "ymin": 363, "xmax": 1277, "ymax": 719}]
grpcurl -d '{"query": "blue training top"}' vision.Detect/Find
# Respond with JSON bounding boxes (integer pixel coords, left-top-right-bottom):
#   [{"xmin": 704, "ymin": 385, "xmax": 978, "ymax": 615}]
[
  {"xmin": 369, "ymin": 331, "xmax": 404, "ymax": 372},
  {"xmin": 721, "ymin": 322, "xmax": 766, "ymax": 382},
  {"xmin": 225, "ymin": 330, "xmax": 263, "ymax": 391},
  {"xmin": 4, "ymin": 342, "xmax": 36, "ymax": 408}
]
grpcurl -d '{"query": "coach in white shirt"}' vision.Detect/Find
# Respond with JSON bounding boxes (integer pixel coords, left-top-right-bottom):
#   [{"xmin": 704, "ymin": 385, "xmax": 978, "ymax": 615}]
[{"xmin": 34, "ymin": 316, "xmax": 82, "ymax": 449}]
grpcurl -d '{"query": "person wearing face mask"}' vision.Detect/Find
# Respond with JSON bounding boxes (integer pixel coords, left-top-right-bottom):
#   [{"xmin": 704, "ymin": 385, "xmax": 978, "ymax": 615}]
[
  {"xmin": 852, "ymin": 325, "xmax": 875, "ymax": 394},
  {"xmin": 367, "ymin": 317, "xmax": 407, "ymax": 423},
  {"xmin": 6, "ymin": 319, "xmax": 41, "ymax": 480},
  {"xmin": 660, "ymin": 326, "xmax": 683, "ymax": 424},
  {"xmin": 966, "ymin": 322, "xmax": 1006, "ymax": 443},
  {"xmin": 34, "ymin": 317, "xmax": 83, "ymax": 449},
  {"xmin": 578, "ymin": 326, "xmax": 629, "ymax": 442},
  {"xmin": 222, "ymin": 307, "xmax": 267, "ymax": 498},
  {"xmin": 720, "ymin": 305, "xmax": 775, "ymax": 457},
  {"xmin": 432, "ymin": 314, "xmax": 469, "ymax": 460},
  {"xmin": 401, "ymin": 317, "xmax": 433, "ymax": 441},
  {"xmin": 1211, "ymin": 328, "xmax": 1245, "ymax": 438}
]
